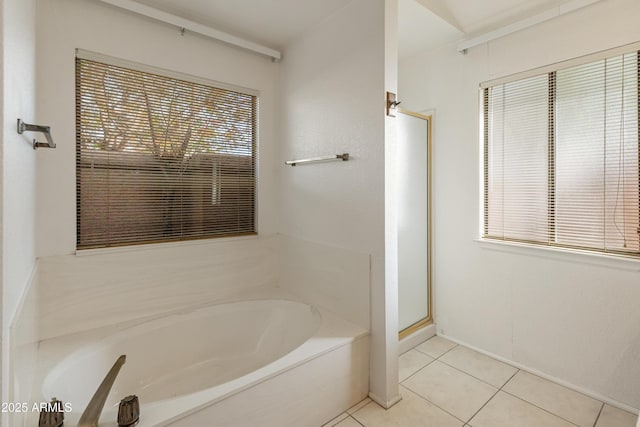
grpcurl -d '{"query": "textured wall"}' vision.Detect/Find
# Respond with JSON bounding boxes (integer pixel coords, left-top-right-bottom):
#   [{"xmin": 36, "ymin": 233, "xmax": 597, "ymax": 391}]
[
  {"xmin": 2, "ymin": 0, "xmax": 38, "ymax": 424},
  {"xmin": 277, "ymin": 0, "xmax": 395, "ymax": 405}
]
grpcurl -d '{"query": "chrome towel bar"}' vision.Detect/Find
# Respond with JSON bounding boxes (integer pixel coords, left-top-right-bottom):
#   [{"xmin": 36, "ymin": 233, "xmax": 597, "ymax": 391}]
[{"xmin": 285, "ymin": 153, "xmax": 349, "ymax": 166}]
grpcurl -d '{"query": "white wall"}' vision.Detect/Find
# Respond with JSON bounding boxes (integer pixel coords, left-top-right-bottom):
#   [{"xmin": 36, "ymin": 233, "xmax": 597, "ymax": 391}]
[
  {"xmin": 277, "ymin": 0, "xmax": 399, "ymax": 406},
  {"xmin": 382, "ymin": 0, "xmax": 401, "ymax": 407},
  {"xmin": 36, "ymin": 0, "xmax": 279, "ymax": 257},
  {"xmin": 400, "ymin": 0, "xmax": 640, "ymax": 409},
  {"xmin": 1, "ymin": 0, "xmax": 38, "ymax": 423}
]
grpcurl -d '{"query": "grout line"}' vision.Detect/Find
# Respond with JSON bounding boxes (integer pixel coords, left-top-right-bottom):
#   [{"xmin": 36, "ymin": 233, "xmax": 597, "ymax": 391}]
[
  {"xmin": 436, "ymin": 357, "xmax": 516, "ymax": 389},
  {"xmin": 413, "ymin": 345, "xmax": 457, "ymax": 359},
  {"xmin": 400, "ymin": 335, "xmax": 453, "ymax": 383},
  {"xmin": 412, "ymin": 345, "xmax": 433, "ymax": 358},
  {"xmin": 406, "ymin": 338, "xmax": 606, "ymax": 427},
  {"xmin": 442, "ymin": 343, "xmax": 520, "ymax": 370},
  {"xmin": 437, "ymin": 344, "xmax": 459, "ymax": 359},
  {"xmin": 592, "ymin": 402, "xmax": 605, "ymax": 427},
  {"xmin": 348, "ymin": 415, "xmax": 366, "ymax": 427},
  {"xmin": 410, "ymin": 339, "xmax": 524, "ymax": 391},
  {"xmin": 399, "ymin": 356, "xmax": 436, "ymax": 384},
  {"xmin": 322, "ymin": 412, "xmax": 349, "ymax": 427},
  {"xmin": 498, "ymin": 367, "xmax": 593, "ymax": 426},
  {"xmin": 404, "ymin": 339, "xmax": 491, "ymax": 424},
  {"xmin": 412, "ymin": 336, "xmax": 459, "ymax": 360},
  {"xmin": 499, "ymin": 369, "xmax": 520, "ymax": 391},
  {"xmin": 435, "ymin": 332, "xmax": 635, "ymax": 414},
  {"xmin": 466, "ymin": 385, "xmax": 502, "ymax": 423},
  {"xmin": 399, "ymin": 384, "xmax": 469, "ymax": 424},
  {"xmin": 347, "ymin": 398, "xmax": 373, "ymax": 415},
  {"xmin": 500, "ymin": 389, "xmax": 583, "ymax": 427}
]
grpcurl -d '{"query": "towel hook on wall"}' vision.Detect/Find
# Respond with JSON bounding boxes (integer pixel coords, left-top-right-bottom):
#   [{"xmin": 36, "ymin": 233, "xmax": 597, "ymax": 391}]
[{"xmin": 17, "ymin": 119, "xmax": 56, "ymax": 150}]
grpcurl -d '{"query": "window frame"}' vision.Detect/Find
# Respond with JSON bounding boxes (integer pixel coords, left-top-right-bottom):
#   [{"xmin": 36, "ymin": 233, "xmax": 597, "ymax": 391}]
[
  {"xmin": 480, "ymin": 43, "xmax": 640, "ymax": 259},
  {"xmin": 75, "ymin": 50, "xmax": 260, "ymax": 250}
]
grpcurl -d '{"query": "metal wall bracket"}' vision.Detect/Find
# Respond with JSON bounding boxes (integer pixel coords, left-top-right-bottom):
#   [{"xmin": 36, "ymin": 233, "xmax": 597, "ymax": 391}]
[
  {"xmin": 17, "ymin": 118, "xmax": 56, "ymax": 149},
  {"xmin": 386, "ymin": 92, "xmax": 401, "ymax": 117}
]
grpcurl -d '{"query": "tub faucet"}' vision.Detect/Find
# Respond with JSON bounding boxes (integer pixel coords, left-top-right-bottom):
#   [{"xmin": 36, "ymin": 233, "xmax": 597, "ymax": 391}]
[{"xmin": 77, "ymin": 355, "xmax": 126, "ymax": 427}]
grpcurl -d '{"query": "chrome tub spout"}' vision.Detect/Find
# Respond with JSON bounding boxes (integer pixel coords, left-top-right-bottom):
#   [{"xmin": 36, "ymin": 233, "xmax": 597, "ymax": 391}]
[{"xmin": 77, "ymin": 355, "xmax": 126, "ymax": 427}]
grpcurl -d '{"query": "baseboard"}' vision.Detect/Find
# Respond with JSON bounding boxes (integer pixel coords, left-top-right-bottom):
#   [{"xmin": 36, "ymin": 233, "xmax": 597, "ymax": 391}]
[
  {"xmin": 437, "ymin": 332, "xmax": 640, "ymax": 416},
  {"xmin": 368, "ymin": 391, "xmax": 402, "ymax": 409},
  {"xmin": 367, "ymin": 321, "xmax": 429, "ymax": 411},
  {"xmin": 399, "ymin": 323, "xmax": 436, "ymax": 354}
]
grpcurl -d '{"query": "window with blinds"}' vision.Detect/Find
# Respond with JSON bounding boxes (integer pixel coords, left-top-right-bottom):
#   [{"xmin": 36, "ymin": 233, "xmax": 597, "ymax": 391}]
[
  {"xmin": 483, "ymin": 50, "xmax": 640, "ymax": 257},
  {"xmin": 76, "ymin": 56, "xmax": 257, "ymax": 249}
]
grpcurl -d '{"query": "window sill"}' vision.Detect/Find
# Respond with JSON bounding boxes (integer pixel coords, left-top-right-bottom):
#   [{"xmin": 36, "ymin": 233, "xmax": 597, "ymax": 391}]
[
  {"xmin": 75, "ymin": 233, "xmax": 261, "ymax": 257},
  {"xmin": 474, "ymin": 238, "xmax": 640, "ymax": 272}
]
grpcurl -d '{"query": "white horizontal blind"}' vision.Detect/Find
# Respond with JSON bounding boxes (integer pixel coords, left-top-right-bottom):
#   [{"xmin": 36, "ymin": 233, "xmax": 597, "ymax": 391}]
[
  {"xmin": 484, "ymin": 50, "xmax": 640, "ymax": 256},
  {"xmin": 76, "ymin": 58, "xmax": 257, "ymax": 249},
  {"xmin": 485, "ymin": 74, "xmax": 549, "ymax": 242}
]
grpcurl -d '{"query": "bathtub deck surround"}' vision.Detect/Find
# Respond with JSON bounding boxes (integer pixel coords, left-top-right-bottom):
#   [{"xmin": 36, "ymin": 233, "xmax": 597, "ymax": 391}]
[
  {"xmin": 36, "ymin": 235, "xmax": 280, "ymax": 341},
  {"xmin": 35, "ymin": 234, "xmax": 371, "ymax": 340},
  {"xmin": 21, "ymin": 233, "xmax": 373, "ymax": 426},
  {"xmin": 278, "ymin": 235, "xmax": 371, "ymax": 330},
  {"xmin": 27, "ymin": 287, "xmax": 369, "ymax": 426}
]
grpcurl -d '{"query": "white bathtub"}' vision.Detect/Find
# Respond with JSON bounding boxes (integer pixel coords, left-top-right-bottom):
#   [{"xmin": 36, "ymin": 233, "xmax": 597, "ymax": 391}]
[{"xmin": 29, "ymin": 298, "xmax": 369, "ymax": 426}]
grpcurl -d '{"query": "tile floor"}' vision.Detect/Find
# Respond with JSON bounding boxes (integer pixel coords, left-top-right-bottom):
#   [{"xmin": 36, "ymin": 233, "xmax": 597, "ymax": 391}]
[{"xmin": 322, "ymin": 336, "xmax": 638, "ymax": 427}]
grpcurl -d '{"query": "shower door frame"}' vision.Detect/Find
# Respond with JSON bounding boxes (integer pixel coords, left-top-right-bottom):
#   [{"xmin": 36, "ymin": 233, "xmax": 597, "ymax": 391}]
[{"xmin": 398, "ymin": 109, "xmax": 433, "ymax": 340}]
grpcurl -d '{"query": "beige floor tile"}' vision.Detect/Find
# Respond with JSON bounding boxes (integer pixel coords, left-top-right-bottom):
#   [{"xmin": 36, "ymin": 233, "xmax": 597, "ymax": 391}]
[
  {"xmin": 399, "ymin": 349, "xmax": 434, "ymax": 382},
  {"xmin": 503, "ymin": 371, "xmax": 602, "ymax": 427},
  {"xmin": 322, "ymin": 412, "xmax": 349, "ymax": 427},
  {"xmin": 415, "ymin": 336, "xmax": 457, "ymax": 358},
  {"xmin": 403, "ymin": 360, "xmax": 497, "ymax": 421},
  {"xmin": 595, "ymin": 404, "xmax": 637, "ymax": 427},
  {"xmin": 334, "ymin": 416, "xmax": 363, "ymax": 427},
  {"xmin": 439, "ymin": 346, "xmax": 518, "ymax": 388},
  {"xmin": 351, "ymin": 386, "xmax": 463, "ymax": 427},
  {"xmin": 347, "ymin": 398, "xmax": 372, "ymax": 415},
  {"xmin": 469, "ymin": 391, "xmax": 575, "ymax": 427}
]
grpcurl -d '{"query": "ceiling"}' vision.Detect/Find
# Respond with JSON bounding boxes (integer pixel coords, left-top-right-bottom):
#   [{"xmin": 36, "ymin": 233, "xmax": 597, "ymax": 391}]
[
  {"xmin": 398, "ymin": 0, "xmax": 579, "ymax": 58},
  {"xmin": 132, "ymin": 0, "xmax": 347, "ymax": 50},
  {"xmin": 422, "ymin": 0, "xmax": 567, "ymax": 34},
  {"xmin": 398, "ymin": 0, "xmax": 463, "ymax": 59},
  {"xmin": 130, "ymin": 0, "xmax": 595, "ymax": 59}
]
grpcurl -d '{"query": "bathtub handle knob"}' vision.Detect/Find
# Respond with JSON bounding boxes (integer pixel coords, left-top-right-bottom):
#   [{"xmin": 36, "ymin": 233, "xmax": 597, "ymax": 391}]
[
  {"xmin": 117, "ymin": 395, "xmax": 140, "ymax": 427},
  {"xmin": 38, "ymin": 398, "xmax": 64, "ymax": 427}
]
